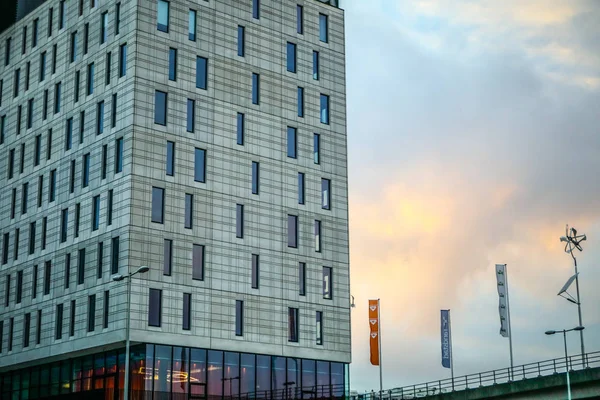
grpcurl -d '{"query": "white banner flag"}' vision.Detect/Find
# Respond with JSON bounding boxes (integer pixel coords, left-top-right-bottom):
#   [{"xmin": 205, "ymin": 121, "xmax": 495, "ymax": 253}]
[{"xmin": 496, "ymin": 264, "xmax": 510, "ymax": 338}]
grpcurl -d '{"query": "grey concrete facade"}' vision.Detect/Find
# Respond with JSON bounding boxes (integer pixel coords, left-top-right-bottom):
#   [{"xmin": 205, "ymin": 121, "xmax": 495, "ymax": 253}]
[{"xmin": 0, "ymin": 0, "xmax": 350, "ymax": 373}]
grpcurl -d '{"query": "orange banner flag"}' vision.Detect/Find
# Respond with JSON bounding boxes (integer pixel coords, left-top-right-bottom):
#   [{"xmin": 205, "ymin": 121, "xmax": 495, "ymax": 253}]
[{"xmin": 369, "ymin": 299, "xmax": 380, "ymax": 366}]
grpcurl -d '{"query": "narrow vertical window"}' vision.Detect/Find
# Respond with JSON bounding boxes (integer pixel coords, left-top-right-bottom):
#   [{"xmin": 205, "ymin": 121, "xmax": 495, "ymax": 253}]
[
  {"xmin": 288, "ymin": 215, "xmax": 298, "ymax": 248},
  {"xmin": 288, "ymin": 308, "xmax": 299, "ymax": 342},
  {"xmin": 297, "ymin": 87, "xmax": 304, "ymax": 117},
  {"xmin": 192, "ymin": 244, "xmax": 204, "ymax": 281},
  {"xmin": 287, "ymin": 42, "xmax": 297, "ymax": 73},
  {"xmin": 69, "ymin": 300, "xmax": 75, "ymax": 336},
  {"xmin": 236, "ymin": 300, "xmax": 244, "ymax": 336},
  {"xmin": 36, "ymin": 310, "xmax": 41, "ymax": 344},
  {"xmin": 196, "ymin": 56, "xmax": 208, "ymax": 89},
  {"xmin": 32, "ymin": 19, "xmax": 38, "ymax": 47},
  {"xmin": 87, "ymin": 294, "xmax": 96, "ymax": 332},
  {"xmin": 92, "ymin": 195, "xmax": 100, "ymax": 231},
  {"xmin": 14, "ymin": 68, "xmax": 20, "ymax": 98},
  {"xmin": 16, "ymin": 270, "xmax": 23, "ymax": 304},
  {"xmin": 320, "ymin": 94, "xmax": 330, "ymax": 124},
  {"xmin": 185, "ymin": 194, "xmax": 193, "ymax": 229},
  {"xmin": 320, "ymin": 14, "xmax": 329, "ymax": 43},
  {"xmin": 97, "ymin": 101, "xmax": 104, "ymax": 135},
  {"xmin": 24, "ymin": 62, "xmax": 30, "ymax": 91},
  {"xmin": 157, "ymin": 0, "xmax": 170, "ymax": 32},
  {"xmin": 299, "ymin": 262, "xmax": 306, "ymax": 295},
  {"xmin": 100, "ymin": 12, "xmax": 108, "ymax": 44},
  {"xmin": 321, "ymin": 178, "xmax": 331, "ymax": 210},
  {"xmin": 314, "ymin": 134, "xmax": 320, "ymax": 164},
  {"xmin": 115, "ymin": 3, "xmax": 121, "ymax": 35},
  {"xmin": 154, "ymin": 90, "xmax": 167, "ymax": 125},
  {"xmin": 115, "ymin": 137, "xmax": 123, "ymax": 173},
  {"xmin": 237, "ymin": 26, "xmax": 245, "ymax": 57},
  {"xmin": 27, "ymin": 98, "xmax": 34, "ymax": 129},
  {"xmin": 119, "ymin": 43, "xmax": 127, "ymax": 77},
  {"xmin": 61, "ymin": 208, "xmax": 69, "ymax": 243},
  {"xmin": 151, "ymin": 187, "xmax": 165, "ymax": 224},
  {"xmin": 21, "ymin": 183, "xmax": 29, "ymax": 215},
  {"xmin": 97, "ymin": 242, "xmax": 104, "ymax": 278},
  {"xmin": 32, "ymin": 265, "xmax": 38, "ymax": 299},
  {"xmin": 4, "ymin": 37, "xmax": 10, "ymax": 66},
  {"xmin": 316, "ymin": 311, "xmax": 323, "ymax": 345},
  {"xmin": 107, "ymin": 190, "xmax": 113, "ymax": 225},
  {"xmin": 82, "ymin": 153, "xmax": 90, "ymax": 188},
  {"xmin": 313, "ymin": 51, "xmax": 319, "ymax": 80},
  {"xmin": 194, "ymin": 148, "xmax": 206, "ymax": 183},
  {"xmin": 168, "ymin": 48, "xmax": 177, "ymax": 81},
  {"xmin": 148, "ymin": 288, "xmax": 162, "ymax": 327},
  {"xmin": 40, "ymin": 51, "xmax": 46, "ymax": 81},
  {"xmin": 10, "ymin": 188, "xmax": 16, "ymax": 218},
  {"xmin": 287, "ymin": 127, "xmax": 297, "ymax": 158},
  {"xmin": 0, "ymin": 321, "xmax": 3, "ymax": 352},
  {"xmin": 8, "ymin": 318, "xmax": 13, "ymax": 351},
  {"xmin": 236, "ymin": 204, "xmax": 244, "ymax": 239},
  {"xmin": 34, "ymin": 134, "xmax": 41, "ymax": 166},
  {"xmin": 183, "ymin": 293, "xmax": 191, "ymax": 330},
  {"xmin": 52, "ymin": 44, "xmax": 57, "ymax": 73},
  {"xmin": 78, "ymin": 248, "xmax": 85, "ymax": 284},
  {"xmin": 79, "ymin": 111, "xmax": 85, "ymax": 143},
  {"xmin": 297, "ymin": 5, "xmax": 303, "ymax": 34},
  {"xmin": 54, "ymin": 82, "xmax": 61, "ymax": 113},
  {"xmin": 22, "ymin": 26, "xmax": 27, "ymax": 54},
  {"xmin": 65, "ymin": 118, "xmax": 73, "ymax": 150},
  {"xmin": 74, "ymin": 71, "xmax": 80, "ymax": 102},
  {"xmin": 37, "ymin": 176, "xmax": 43, "ymax": 207},
  {"xmin": 111, "ymin": 93, "xmax": 117, "ymax": 127},
  {"xmin": 0, "ymin": 116, "xmax": 5, "ymax": 144},
  {"xmin": 17, "ymin": 105, "xmax": 22, "ymax": 135},
  {"xmin": 298, "ymin": 173, "xmax": 305, "ymax": 204},
  {"xmin": 2, "ymin": 234, "xmax": 8, "ymax": 264},
  {"xmin": 111, "ymin": 236, "xmax": 119, "ymax": 273},
  {"xmin": 83, "ymin": 23, "xmax": 89, "ymax": 54},
  {"xmin": 64, "ymin": 253, "xmax": 71, "ymax": 288},
  {"xmin": 237, "ymin": 113, "xmax": 244, "ymax": 145},
  {"xmin": 187, "ymin": 99, "xmax": 195, "ymax": 132},
  {"xmin": 163, "ymin": 239, "xmax": 172, "ymax": 276},
  {"xmin": 55, "ymin": 304, "xmax": 63, "ymax": 339},
  {"xmin": 8, "ymin": 148, "xmax": 15, "ymax": 179},
  {"xmin": 101, "ymin": 144, "xmax": 108, "ymax": 179},
  {"xmin": 252, "ymin": 161, "xmax": 259, "ymax": 195},
  {"xmin": 44, "ymin": 260, "xmax": 51, "ymax": 295},
  {"xmin": 323, "ymin": 266, "xmax": 333, "ymax": 299},
  {"xmin": 252, "ymin": 73, "xmax": 260, "ymax": 105},
  {"xmin": 41, "ymin": 217, "xmax": 48, "ymax": 250},
  {"xmin": 49, "ymin": 169, "xmax": 56, "ymax": 202},
  {"xmin": 14, "ymin": 228, "xmax": 19, "ymax": 261},
  {"xmin": 166, "ymin": 141, "xmax": 175, "ymax": 176},
  {"xmin": 189, "ymin": 10, "xmax": 197, "ymax": 41},
  {"xmin": 43, "ymin": 89, "xmax": 49, "ymax": 119},
  {"xmin": 29, "ymin": 222, "xmax": 36, "ymax": 254},
  {"xmin": 4, "ymin": 274, "xmax": 10, "ymax": 305},
  {"xmin": 315, "ymin": 220, "xmax": 322, "ymax": 252},
  {"xmin": 252, "ymin": 0, "xmax": 260, "ymax": 19},
  {"xmin": 87, "ymin": 63, "xmax": 94, "ymax": 95},
  {"xmin": 103, "ymin": 290, "xmax": 109, "ymax": 328},
  {"xmin": 105, "ymin": 52, "xmax": 111, "ymax": 85},
  {"xmin": 24, "ymin": 313, "xmax": 31, "ymax": 347},
  {"xmin": 48, "ymin": 7, "xmax": 53, "ymax": 37},
  {"xmin": 251, "ymin": 254, "xmax": 259, "ymax": 289},
  {"xmin": 70, "ymin": 32, "xmax": 77, "ymax": 62}
]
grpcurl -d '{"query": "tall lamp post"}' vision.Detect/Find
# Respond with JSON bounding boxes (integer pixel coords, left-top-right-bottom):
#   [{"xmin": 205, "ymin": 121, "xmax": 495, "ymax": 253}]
[
  {"xmin": 544, "ymin": 326, "xmax": 585, "ymax": 400},
  {"xmin": 558, "ymin": 225, "xmax": 587, "ymax": 365},
  {"xmin": 112, "ymin": 265, "xmax": 150, "ymax": 400}
]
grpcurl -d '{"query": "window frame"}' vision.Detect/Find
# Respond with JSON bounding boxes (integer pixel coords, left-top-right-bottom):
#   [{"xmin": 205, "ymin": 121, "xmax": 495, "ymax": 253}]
[{"xmin": 151, "ymin": 187, "xmax": 165, "ymax": 224}]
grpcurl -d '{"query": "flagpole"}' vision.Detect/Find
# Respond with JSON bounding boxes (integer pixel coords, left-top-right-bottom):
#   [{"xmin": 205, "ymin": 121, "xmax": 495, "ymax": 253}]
[
  {"xmin": 448, "ymin": 310, "xmax": 454, "ymax": 388},
  {"xmin": 378, "ymin": 299, "xmax": 383, "ymax": 400},
  {"xmin": 505, "ymin": 264, "xmax": 514, "ymax": 380}
]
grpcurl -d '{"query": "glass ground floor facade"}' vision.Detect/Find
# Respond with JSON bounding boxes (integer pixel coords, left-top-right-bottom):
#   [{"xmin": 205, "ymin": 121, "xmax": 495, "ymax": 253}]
[{"xmin": 0, "ymin": 343, "xmax": 349, "ymax": 400}]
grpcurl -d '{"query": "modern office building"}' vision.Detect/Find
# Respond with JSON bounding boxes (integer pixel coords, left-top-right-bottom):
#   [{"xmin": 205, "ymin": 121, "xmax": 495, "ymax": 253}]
[{"xmin": 0, "ymin": 0, "xmax": 349, "ymax": 398}]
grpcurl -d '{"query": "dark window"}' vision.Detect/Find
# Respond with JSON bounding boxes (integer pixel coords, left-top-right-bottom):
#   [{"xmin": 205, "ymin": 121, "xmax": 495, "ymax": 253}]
[
  {"xmin": 288, "ymin": 215, "xmax": 298, "ymax": 248},
  {"xmin": 166, "ymin": 141, "xmax": 175, "ymax": 176},
  {"xmin": 16, "ymin": 270, "xmax": 23, "ymax": 304},
  {"xmin": 54, "ymin": 82, "xmax": 61, "ymax": 113},
  {"xmin": 27, "ymin": 98, "xmax": 34, "ymax": 129},
  {"xmin": 196, "ymin": 57, "xmax": 208, "ymax": 89},
  {"xmin": 297, "ymin": 5, "xmax": 303, "ymax": 34},
  {"xmin": 97, "ymin": 242, "xmax": 103, "ymax": 278},
  {"xmin": 0, "ymin": 115, "xmax": 5, "ymax": 144},
  {"xmin": 237, "ymin": 113, "xmax": 244, "ymax": 145},
  {"xmin": 101, "ymin": 144, "xmax": 107, "ymax": 179},
  {"xmin": 79, "ymin": 110, "xmax": 85, "ymax": 143},
  {"xmin": 2, "ymin": 234, "xmax": 8, "ymax": 264},
  {"xmin": 36, "ymin": 310, "xmax": 41, "ymax": 344},
  {"xmin": 34, "ymin": 134, "xmax": 41, "ymax": 166},
  {"xmin": 115, "ymin": 137, "xmax": 123, "ymax": 173},
  {"xmin": 22, "ymin": 182, "xmax": 29, "ymax": 214},
  {"xmin": 92, "ymin": 195, "xmax": 100, "ymax": 231},
  {"xmin": 314, "ymin": 220, "xmax": 322, "ymax": 252},
  {"xmin": 287, "ymin": 42, "xmax": 297, "ymax": 73},
  {"xmin": 70, "ymin": 32, "xmax": 77, "ymax": 62},
  {"xmin": 10, "ymin": 188, "xmax": 16, "ymax": 218},
  {"xmin": 183, "ymin": 293, "xmax": 191, "ymax": 330},
  {"xmin": 32, "ymin": 265, "xmax": 38, "ymax": 298},
  {"xmin": 87, "ymin": 63, "xmax": 94, "ymax": 95},
  {"xmin": 29, "ymin": 222, "xmax": 36, "ymax": 254},
  {"xmin": 100, "ymin": 12, "xmax": 108, "ymax": 44},
  {"xmin": 287, "ymin": 127, "xmax": 297, "ymax": 158},
  {"xmin": 185, "ymin": 194, "xmax": 193, "ymax": 229},
  {"xmin": 41, "ymin": 217, "xmax": 47, "ymax": 250},
  {"xmin": 111, "ymin": 236, "xmax": 119, "ymax": 273},
  {"xmin": 14, "ymin": 228, "xmax": 19, "ymax": 261},
  {"xmin": 163, "ymin": 239, "xmax": 172, "ymax": 276},
  {"xmin": 0, "ymin": 80, "xmax": 2, "ymax": 107},
  {"xmin": 87, "ymin": 294, "xmax": 95, "ymax": 332},
  {"xmin": 313, "ymin": 51, "xmax": 319, "ymax": 80},
  {"xmin": 192, "ymin": 244, "xmax": 204, "ymax": 280},
  {"xmin": 189, "ymin": 10, "xmax": 196, "ymax": 41},
  {"xmin": 323, "ymin": 266, "xmax": 332, "ymax": 299},
  {"xmin": 69, "ymin": 160, "xmax": 75, "ymax": 193},
  {"xmin": 17, "ymin": 105, "xmax": 22, "ymax": 135},
  {"xmin": 8, "ymin": 149, "xmax": 14, "ymax": 179},
  {"xmin": 48, "ymin": 7, "xmax": 53, "ymax": 37},
  {"xmin": 251, "ymin": 254, "xmax": 259, "ymax": 289},
  {"xmin": 22, "ymin": 26, "xmax": 27, "ymax": 54},
  {"xmin": 157, "ymin": 0, "xmax": 169, "ymax": 32},
  {"xmin": 236, "ymin": 300, "xmax": 244, "ymax": 336},
  {"xmin": 112, "ymin": 93, "xmax": 117, "ymax": 127},
  {"xmin": 49, "ymin": 169, "xmax": 56, "ymax": 202},
  {"xmin": 236, "ymin": 204, "xmax": 244, "ymax": 238},
  {"xmin": 297, "ymin": 87, "xmax": 304, "ymax": 117},
  {"xmin": 321, "ymin": 178, "xmax": 331, "ymax": 210},
  {"xmin": 103, "ymin": 290, "xmax": 109, "ymax": 328},
  {"xmin": 23, "ymin": 312, "xmax": 31, "ymax": 347},
  {"xmin": 74, "ymin": 203, "xmax": 80, "ymax": 237},
  {"xmin": 119, "ymin": 43, "xmax": 127, "ymax": 77},
  {"xmin": 55, "ymin": 304, "xmax": 63, "ymax": 339},
  {"xmin": 252, "ymin": 0, "xmax": 260, "ymax": 19},
  {"xmin": 168, "ymin": 48, "xmax": 177, "ymax": 81},
  {"xmin": 148, "ymin": 288, "xmax": 162, "ymax": 326},
  {"xmin": 107, "ymin": 189, "xmax": 113, "ymax": 225},
  {"xmin": 83, "ymin": 23, "xmax": 89, "ymax": 54},
  {"xmin": 44, "ymin": 261, "xmax": 51, "ymax": 295},
  {"xmin": 69, "ymin": 300, "xmax": 75, "ymax": 336},
  {"xmin": 115, "ymin": 3, "xmax": 121, "ymax": 35},
  {"xmin": 78, "ymin": 248, "xmax": 85, "ymax": 284},
  {"xmin": 252, "ymin": 73, "xmax": 260, "ymax": 104},
  {"xmin": 97, "ymin": 101, "xmax": 104, "ymax": 135},
  {"xmin": 298, "ymin": 173, "xmax": 305, "ymax": 204},
  {"xmin": 316, "ymin": 311, "xmax": 323, "ymax": 345},
  {"xmin": 52, "ymin": 44, "xmax": 57, "ymax": 73},
  {"xmin": 43, "ymin": 89, "xmax": 49, "ymax": 119},
  {"xmin": 237, "ymin": 26, "xmax": 245, "ymax": 56},
  {"xmin": 40, "ymin": 51, "xmax": 46, "ymax": 81},
  {"xmin": 14, "ymin": 68, "xmax": 20, "ymax": 98},
  {"xmin": 299, "ymin": 262, "xmax": 306, "ymax": 295},
  {"xmin": 154, "ymin": 91, "xmax": 167, "ymax": 125},
  {"xmin": 252, "ymin": 161, "xmax": 259, "ymax": 194},
  {"xmin": 194, "ymin": 148, "xmax": 206, "ymax": 182},
  {"xmin": 64, "ymin": 253, "xmax": 71, "ymax": 288},
  {"xmin": 105, "ymin": 52, "xmax": 111, "ymax": 85},
  {"xmin": 60, "ymin": 208, "xmax": 68, "ymax": 243},
  {"xmin": 320, "ymin": 94, "xmax": 330, "ymax": 124},
  {"xmin": 66, "ymin": 118, "xmax": 74, "ymax": 150},
  {"xmin": 82, "ymin": 153, "xmax": 90, "ymax": 187},
  {"xmin": 4, "ymin": 38, "xmax": 10, "ymax": 66},
  {"xmin": 32, "ymin": 19, "xmax": 38, "ymax": 47},
  {"xmin": 8, "ymin": 318, "xmax": 13, "ymax": 351},
  {"xmin": 288, "ymin": 308, "xmax": 299, "ymax": 342},
  {"xmin": 319, "ymin": 14, "xmax": 329, "ymax": 43},
  {"xmin": 187, "ymin": 99, "xmax": 195, "ymax": 132},
  {"xmin": 152, "ymin": 187, "xmax": 165, "ymax": 224},
  {"xmin": 0, "ymin": 321, "xmax": 2, "ymax": 351},
  {"xmin": 4, "ymin": 274, "xmax": 10, "ymax": 305}
]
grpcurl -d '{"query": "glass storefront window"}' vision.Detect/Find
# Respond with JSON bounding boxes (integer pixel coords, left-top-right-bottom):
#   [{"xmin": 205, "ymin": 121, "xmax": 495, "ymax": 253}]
[
  {"xmin": 172, "ymin": 346, "xmax": 190, "ymax": 395},
  {"xmin": 106, "ymin": 351, "xmax": 118, "ymax": 375},
  {"xmin": 287, "ymin": 358, "xmax": 301, "ymax": 399},
  {"xmin": 30, "ymin": 367, "xmax": 40, "ymax": 398},
  {"xmin": 71, "ymin": 358, "xmax": 82, "ymax": 392},
  {"xmin": 207, "ymin": 350, "xmax": 223, "ymax": 397},
  {"xmin": 154, "ymin": 345, "xmax": 172, "ymax": 397},
  {"xmin": 60, "ymin": 360, "xmax": 71, "ymax": 393},
  {"xmin": 82, "ymin": 355, "xmax": 93, "ymax": 391},
  {"xmin": 331, "ymin": 362, "xmax": 344, "ymax": 398},
  {"xmin": 256, "ymin": 355, "xmax": 271, "ymax": 399},
  {"xmin": 317, "ymin": 361, "xmax": 330, "ymax": 398},
  {"xmin": 190, "ymin": 348, "xmax": 207, "ymax": 397},
  {"xmin": 50, "ymin": 364, "xmax": 60, "ymax": 395},
  {"xmin": 272, "ymin": 356, "xmax": 286, "ymax": 399},
  {"xmin": 224, "ymin": 352, "xmax": 240, "ymax": 397},
  {"xmin": 301, "ymin": 359, "xmax": 316, "ymax": 399},
  {"xmin": 240, "ymin": 353, "xmax": 256, "ymax": 396},
  {"xmin": 94, "ymin": 354, "xmax": 105, "ymax": 389}
]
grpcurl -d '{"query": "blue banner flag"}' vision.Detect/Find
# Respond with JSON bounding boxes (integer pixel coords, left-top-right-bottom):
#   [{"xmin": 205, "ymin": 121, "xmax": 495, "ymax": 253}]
[{"xmin": 441, "ymin": 310, "xmax": 451, "ymax": 369}]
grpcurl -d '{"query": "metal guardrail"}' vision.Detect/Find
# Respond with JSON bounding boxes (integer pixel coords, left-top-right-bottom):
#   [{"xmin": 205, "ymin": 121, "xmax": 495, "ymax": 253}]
[
  {"xmin": 356, "ymin": 351, "xmax": 600, "ymax": 400},
  {"xmin": 239, "ymin": 384, "xmax": 346, "ymax": 400}
]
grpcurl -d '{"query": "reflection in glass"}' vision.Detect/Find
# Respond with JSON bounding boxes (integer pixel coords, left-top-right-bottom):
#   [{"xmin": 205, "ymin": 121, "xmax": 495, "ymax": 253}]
[
  {"xmin": 256, "ymin": 355, "xmax": 271, "ymax": 398},
  {"xmin": 272, "ymin": 356, "xmax": 286, "ymax": 400},
  {"xmin": 224, "ymin": 352, "xmax": 240, "ymax": 397},
  {"xmin": 240, "ymin": 353, "xmax": 256, "ymax": 396},
  {"xmin": 317, "ymin": 361, "xmax": 330, "ymax": 398},
  {"xmin": 287, "ymin": 358, "xmax": 301, "ymax": 399},
  {"xmin": 207, "ymin": 350, "xmax": 223, "ymax": 397},
  {"xmin": 172, "ymin": 346, "xmax": 190, "ymax": 395},
  {"xmin": 190, "ymin": 348, "xmax": 207, "ymax": 397},
  {"xmin": 331, "ymin": 362, "xmax": 345, "ymax": 398},
  {"xmin": 302, "ymin": 359, "xmax": 316, "ymax": 399},
  {"xmin": 154, "ymin": 345, "xmax": 172, "ymax": 398}
]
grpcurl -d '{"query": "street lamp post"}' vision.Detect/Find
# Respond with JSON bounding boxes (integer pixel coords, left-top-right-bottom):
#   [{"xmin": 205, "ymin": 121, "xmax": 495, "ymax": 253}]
[
  {"xmin": 545, "ymin": 326, "xmax": 585, "ymax": 400},
  {"xmin": 112, "ymin": 265, "xmax": 150, "ymax": 400}
]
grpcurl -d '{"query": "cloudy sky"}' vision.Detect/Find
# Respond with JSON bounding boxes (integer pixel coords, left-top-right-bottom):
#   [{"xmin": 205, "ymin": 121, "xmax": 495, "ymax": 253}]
[{"xmin": 344, "ymin": 0, "xmax": 600, "ymax": 392}]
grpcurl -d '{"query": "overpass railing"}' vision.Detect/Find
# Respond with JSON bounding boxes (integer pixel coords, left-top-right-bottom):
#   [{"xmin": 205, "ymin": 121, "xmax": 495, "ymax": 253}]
[{"xmin": 357, "ymin": 351, "xmax": 600, "ymax": 400}]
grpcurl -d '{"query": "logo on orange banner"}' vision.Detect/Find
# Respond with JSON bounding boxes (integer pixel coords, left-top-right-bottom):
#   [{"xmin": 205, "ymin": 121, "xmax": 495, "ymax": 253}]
[{"xmin": 369, "ymin": 299, "xmax": 380, "ymax": 366}]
